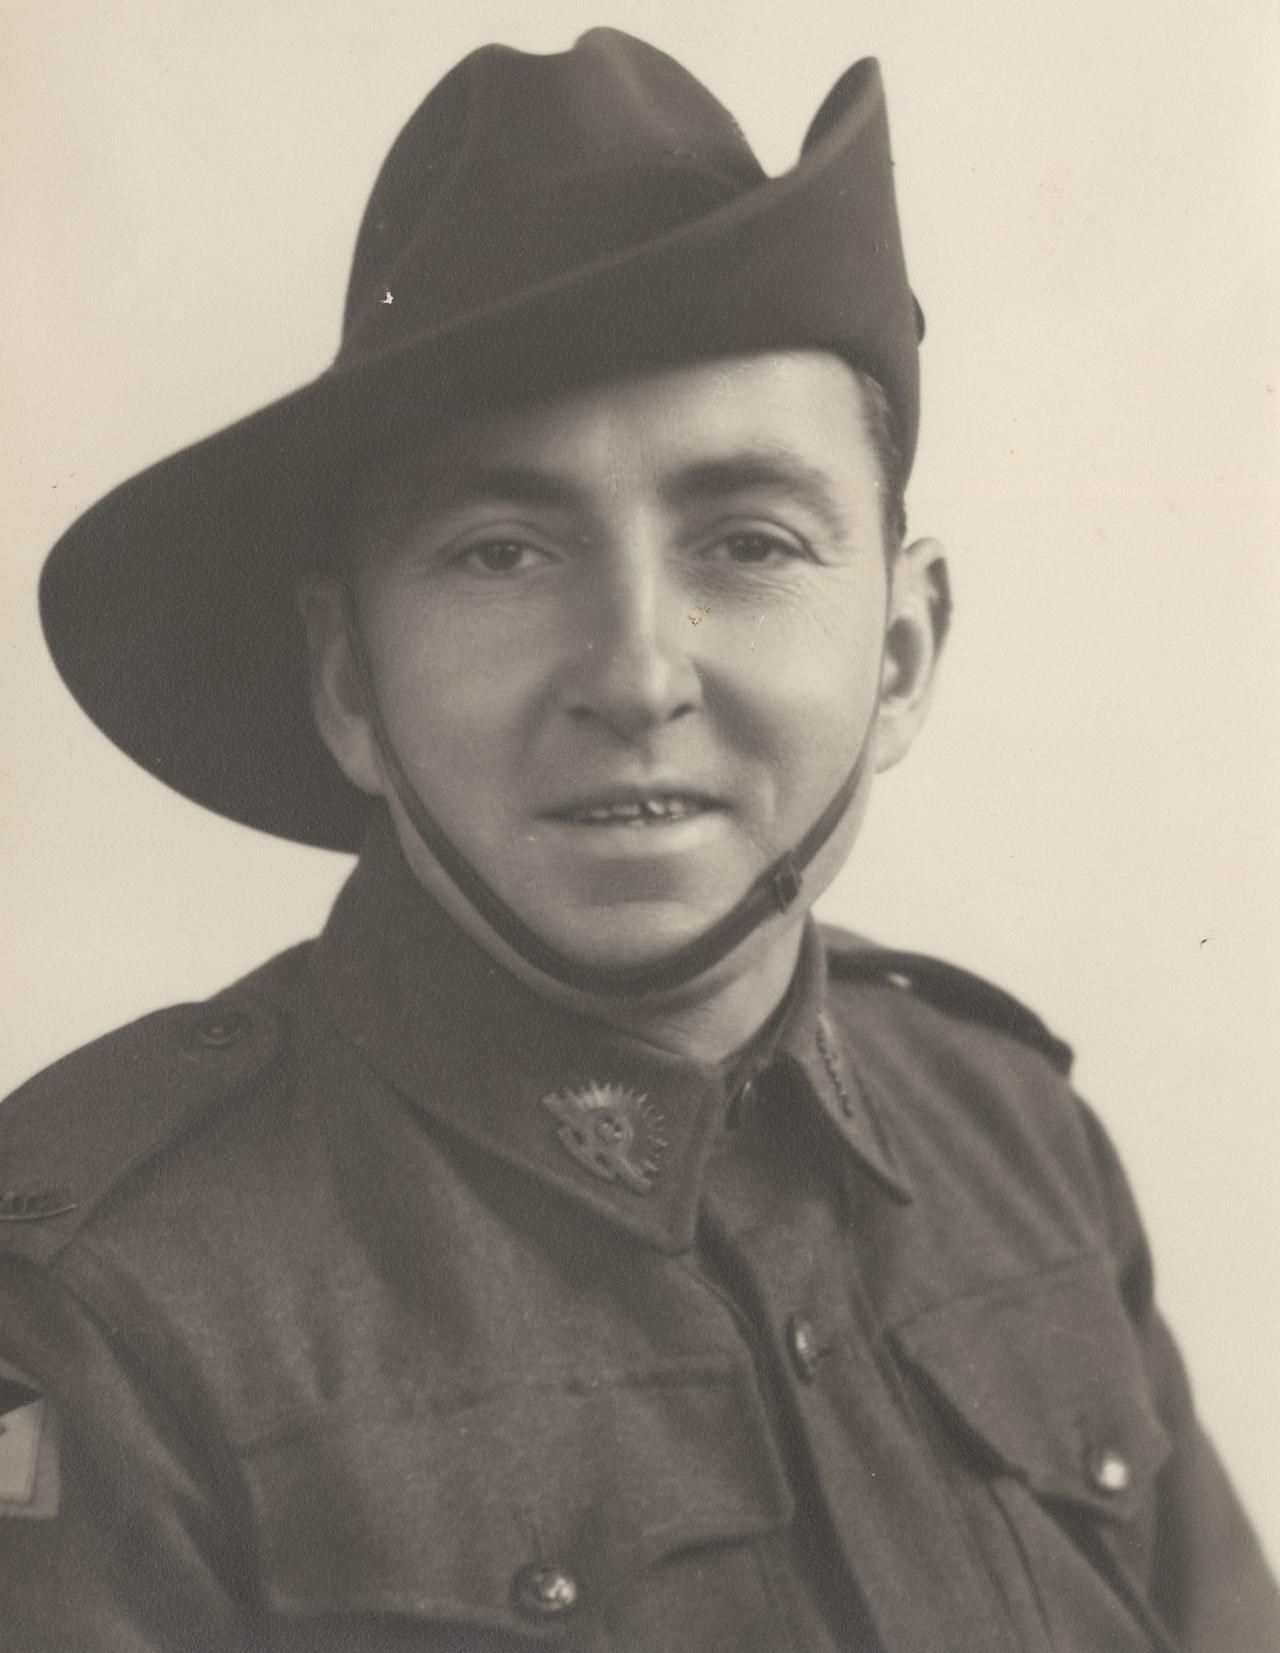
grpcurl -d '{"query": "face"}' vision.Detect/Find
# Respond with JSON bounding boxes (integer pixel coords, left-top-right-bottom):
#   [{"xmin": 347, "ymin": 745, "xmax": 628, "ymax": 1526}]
[{"xmin": 306, "ymin": 351, "xmax": 943, "ymax": 984}]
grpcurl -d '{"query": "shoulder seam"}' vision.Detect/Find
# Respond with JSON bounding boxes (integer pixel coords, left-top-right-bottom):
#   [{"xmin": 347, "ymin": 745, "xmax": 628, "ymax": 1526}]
[
  {"xmin": 827, "ymin": 941, "xmax": 1075, "ymax": 1077},
  {"xmin": 0, "ymin": 981, "xmax": 291, "ymax": 1264}
]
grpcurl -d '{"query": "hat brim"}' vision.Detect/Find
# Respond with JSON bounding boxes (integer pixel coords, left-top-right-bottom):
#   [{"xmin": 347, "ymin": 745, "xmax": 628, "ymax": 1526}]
[{"xmin": 40, "ymin": 59, "xmax": 918, "ymax": 852}]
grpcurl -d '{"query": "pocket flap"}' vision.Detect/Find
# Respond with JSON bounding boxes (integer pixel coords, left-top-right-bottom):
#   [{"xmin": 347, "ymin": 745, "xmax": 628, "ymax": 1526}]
[
  {"xmin": 892, "ymin": 1254, "xmax": 1171, "ymax": 1520},
  {"xmin": 238, "ymin": 1358, "xmax": 793, "ymax": 1639}
]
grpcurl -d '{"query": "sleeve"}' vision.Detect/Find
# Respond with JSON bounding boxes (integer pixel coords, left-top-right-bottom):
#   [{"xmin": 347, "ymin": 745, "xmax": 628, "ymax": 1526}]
[
  {"xmin": 1078, "ymin": 1101, "xmax": 1280, "ymax": 1651},
  {"xmin": 0, "ymin": 1251, "xmax": 251, "ymax": 1653}
]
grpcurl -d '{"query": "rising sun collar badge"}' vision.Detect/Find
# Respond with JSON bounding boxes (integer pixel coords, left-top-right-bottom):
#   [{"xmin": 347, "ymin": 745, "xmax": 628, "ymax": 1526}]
[{"xmin": 540, "ymin": 1081, "xmax": 670, "ymax": 1195}]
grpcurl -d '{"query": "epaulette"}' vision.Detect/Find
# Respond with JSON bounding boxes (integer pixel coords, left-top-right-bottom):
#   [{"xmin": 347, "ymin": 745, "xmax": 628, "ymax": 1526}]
[
  {"xmin": 824, "ymin": 928, "xmax": 1074, "ymax": 1078},
  {"xmin": 0, "ymin": 990, "xmax": 281, "ymax": 1264}
]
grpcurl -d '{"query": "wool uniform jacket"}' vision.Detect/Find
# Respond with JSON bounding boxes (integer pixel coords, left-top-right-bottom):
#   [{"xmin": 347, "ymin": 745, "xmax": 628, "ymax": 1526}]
[{"xmin": 2, "ymin": 818, "xmax": 1277, "ymax": 1651}]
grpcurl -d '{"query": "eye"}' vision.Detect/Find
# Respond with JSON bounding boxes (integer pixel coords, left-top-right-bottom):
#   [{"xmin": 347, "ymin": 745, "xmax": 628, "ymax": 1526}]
[
  {"xmin": 453, "ymin": 538, "xmax": 552, "ymax": 576},
  {"xmin": 704, "ymin": 527, "xmax": 810, "ymax": 566}
]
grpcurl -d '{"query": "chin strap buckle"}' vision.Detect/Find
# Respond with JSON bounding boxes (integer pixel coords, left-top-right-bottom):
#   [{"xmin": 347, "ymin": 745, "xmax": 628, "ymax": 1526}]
[{"xmin": 768, "ymin": 855, "xmax": 803, "ymax": 913}]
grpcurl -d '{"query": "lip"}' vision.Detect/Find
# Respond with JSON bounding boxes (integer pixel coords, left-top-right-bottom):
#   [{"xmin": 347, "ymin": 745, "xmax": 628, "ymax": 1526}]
[{"xmin": 536, "ymin": 784, "xmax": 727, "ymax": 821}]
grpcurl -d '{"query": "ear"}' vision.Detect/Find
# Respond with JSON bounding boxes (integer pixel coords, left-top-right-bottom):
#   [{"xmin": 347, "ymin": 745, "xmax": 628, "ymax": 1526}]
[
  {"xmin": 873, "ymin": 536, "xmax": 951, "ymax": 773},
  {"xmin": 295, "ymin": 576, "xmax": 386, "ymax": 797}
]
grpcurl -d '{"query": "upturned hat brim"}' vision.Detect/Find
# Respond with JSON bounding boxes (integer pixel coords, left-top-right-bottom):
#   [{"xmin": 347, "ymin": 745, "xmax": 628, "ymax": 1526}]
[{"xmin": 40, "ymin": 39, "xmax": 920, "ymax": 852}]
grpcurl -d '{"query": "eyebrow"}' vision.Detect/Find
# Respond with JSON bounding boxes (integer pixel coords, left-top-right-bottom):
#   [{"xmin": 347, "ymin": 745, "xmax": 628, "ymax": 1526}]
[
  {"xmin": 396, "ymin": 463, "xmax": 584, "ymax": 518},
  {"xmin": 660, "ymin": 450, "xmax": 851, "ymax": 539}
]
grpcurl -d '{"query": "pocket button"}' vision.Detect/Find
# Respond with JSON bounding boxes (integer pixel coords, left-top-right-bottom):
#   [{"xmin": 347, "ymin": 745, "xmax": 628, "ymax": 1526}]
[
  {"xmin": 1086, "ymin": 1446, "xmax": 1132, "ymax": 1495},
  {"xmin": 512, "ymin": 1562, "xmax": 579, "ymax": 1620}
]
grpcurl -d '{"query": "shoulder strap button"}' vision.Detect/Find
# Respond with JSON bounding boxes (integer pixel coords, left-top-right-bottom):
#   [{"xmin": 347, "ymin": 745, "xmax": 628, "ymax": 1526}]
[{"xmin": 187, "ymin": 1008, "xmax": 251, "ymax": 1051}]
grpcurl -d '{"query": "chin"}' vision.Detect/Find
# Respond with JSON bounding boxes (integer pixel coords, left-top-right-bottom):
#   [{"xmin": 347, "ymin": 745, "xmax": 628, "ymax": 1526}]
[{"xmin": 533, "ymin": 900, "xmax": 721, "ymax": 970}]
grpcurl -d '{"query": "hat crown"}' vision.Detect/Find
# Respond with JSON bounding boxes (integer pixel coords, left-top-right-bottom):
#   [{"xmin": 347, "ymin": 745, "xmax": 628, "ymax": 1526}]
[{"xmin": 342, "ymin": 31, "xmax": 767, "ymax": 351}]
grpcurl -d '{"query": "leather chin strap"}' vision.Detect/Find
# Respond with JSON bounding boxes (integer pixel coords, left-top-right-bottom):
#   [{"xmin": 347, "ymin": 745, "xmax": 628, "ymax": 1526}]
[{"xmin": 342, "ymin": 592, "xmax": 875, "ymax": 999}]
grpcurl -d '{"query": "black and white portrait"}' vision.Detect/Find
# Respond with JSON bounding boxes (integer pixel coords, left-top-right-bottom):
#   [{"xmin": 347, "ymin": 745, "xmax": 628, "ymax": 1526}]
[{"xmin": 3, "ymin": 3, "xmax": 1277, "ymax": 1647}]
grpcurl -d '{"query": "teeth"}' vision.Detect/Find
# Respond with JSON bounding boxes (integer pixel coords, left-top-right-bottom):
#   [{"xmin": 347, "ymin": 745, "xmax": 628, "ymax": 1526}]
[
  {"xmin": 571, "ymin": 796, "xmax": 704, "ymax": 824},
  {"xmin": 583, "ymin": 803, "xmax": 641, "ymax": 822}
]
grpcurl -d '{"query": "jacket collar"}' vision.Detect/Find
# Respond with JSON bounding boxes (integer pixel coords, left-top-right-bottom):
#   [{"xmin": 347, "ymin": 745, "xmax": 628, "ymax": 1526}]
[{"xmin": 312, "ymin": 815, "xmax": 911, "ymax": 1252}]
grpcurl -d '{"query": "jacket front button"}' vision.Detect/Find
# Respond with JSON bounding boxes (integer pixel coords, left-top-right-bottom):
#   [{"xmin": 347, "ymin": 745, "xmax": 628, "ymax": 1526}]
[
  {"xmin": 1087, "ymin": 1446, "xmax": 1132, "ymax": 1494},
  {"xmin": 512, "ymin": 1562, "xmax": 579, "ymax": 1620},
  {"xmin": 786, "ymin": 1314, "xmax": 820, "ymax": 1382},
  {"xmin": 725, "ymin": 1078, "xmax": 756, "ymax": 1130}
]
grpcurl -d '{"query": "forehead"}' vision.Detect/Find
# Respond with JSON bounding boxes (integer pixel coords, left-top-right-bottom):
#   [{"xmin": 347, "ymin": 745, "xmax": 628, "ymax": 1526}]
[{"xmin": 352, "ymin": 351, "xmax": 883, "ymax": 540}]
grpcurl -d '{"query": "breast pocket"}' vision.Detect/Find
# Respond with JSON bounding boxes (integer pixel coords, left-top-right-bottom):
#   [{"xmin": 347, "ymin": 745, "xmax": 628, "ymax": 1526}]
[
  {"xmin": 892, "ymin": 1253, "xmax": 1177, "ymax": 1653},
  {"xmin": 235, "ymin": 1357, "xmax": 796, "ymax": 1652}
]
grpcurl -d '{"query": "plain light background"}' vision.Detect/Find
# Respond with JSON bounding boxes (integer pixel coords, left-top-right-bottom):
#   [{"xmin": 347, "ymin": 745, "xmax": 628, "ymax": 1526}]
[{"xmin": 4, "ymin": 0, "xmax": 1278, "ymax": 1566}]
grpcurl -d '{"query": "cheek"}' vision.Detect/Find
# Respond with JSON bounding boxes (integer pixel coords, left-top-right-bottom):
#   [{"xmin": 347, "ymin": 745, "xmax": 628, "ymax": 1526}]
[
  {"xmin": 720, "ymin": 583, "xmax": 886, "ymax": 751},
  {"xmin": 365, "ymin": 593, "xmax": 541, "ymax": 769}
]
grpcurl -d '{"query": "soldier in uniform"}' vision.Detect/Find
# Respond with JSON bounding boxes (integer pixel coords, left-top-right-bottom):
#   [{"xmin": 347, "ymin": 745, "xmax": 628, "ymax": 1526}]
[{"xmin": 2, "ymin": 28, "xmax": 1277, "ymax": 1653}]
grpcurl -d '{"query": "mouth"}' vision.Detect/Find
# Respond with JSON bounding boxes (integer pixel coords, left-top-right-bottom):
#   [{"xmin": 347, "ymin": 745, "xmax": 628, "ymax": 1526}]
[{"xmin": 541, "ymin": 791, "xmax": 725, "ymax": 827}]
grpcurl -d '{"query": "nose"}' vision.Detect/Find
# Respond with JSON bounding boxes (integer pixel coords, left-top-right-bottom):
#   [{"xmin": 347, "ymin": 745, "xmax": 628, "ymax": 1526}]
[{"xmin": 559, "ymin": 537, "xmax": 702, "ymax": 741}]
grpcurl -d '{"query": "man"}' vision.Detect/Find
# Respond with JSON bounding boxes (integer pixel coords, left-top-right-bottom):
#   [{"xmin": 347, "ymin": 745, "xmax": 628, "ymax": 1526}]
[{"xmin": 2, "ymin": 28, "xmax": 1276, "ymax": 1652}]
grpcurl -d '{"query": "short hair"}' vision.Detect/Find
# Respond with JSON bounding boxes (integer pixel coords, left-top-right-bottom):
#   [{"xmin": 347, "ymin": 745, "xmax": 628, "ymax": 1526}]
[{"xmin": 853, "ymin": 369, "xmax": 909, "ymax": 555}]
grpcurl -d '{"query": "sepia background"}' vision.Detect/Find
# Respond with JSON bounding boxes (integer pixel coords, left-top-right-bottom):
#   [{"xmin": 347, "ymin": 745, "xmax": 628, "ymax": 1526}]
[{"xmin": 3, "ymin": 0, "xmax": 1278, "ymax": 1563}]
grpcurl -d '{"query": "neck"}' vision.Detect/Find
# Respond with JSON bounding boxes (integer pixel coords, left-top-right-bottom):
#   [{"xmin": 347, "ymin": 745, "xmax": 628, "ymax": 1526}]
[
  {"xmin": 396, "ymin": 821, "xmax": 809, "ymax": 1063},
  {"xmin": 525, "ymin": 920, "xmax": 809, "ymax": 1064}
]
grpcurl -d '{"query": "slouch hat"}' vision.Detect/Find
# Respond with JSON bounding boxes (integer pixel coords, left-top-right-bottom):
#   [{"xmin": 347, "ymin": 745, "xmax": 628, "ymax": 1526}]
[{"xmin": 40, "ymin": 29, "xmax": 922, "ymax": 850}]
